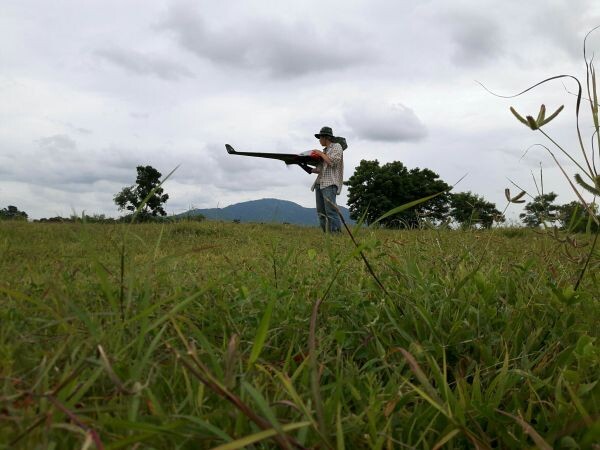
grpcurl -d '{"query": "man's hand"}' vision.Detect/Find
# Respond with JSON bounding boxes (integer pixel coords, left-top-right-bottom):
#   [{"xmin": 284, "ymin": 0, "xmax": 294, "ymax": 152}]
[
  {"xmin": 298, "ymin": 162, "xmax": 313, "ymax": 174},
  {"xmin": 310, "ymin": 149, "xmax": 332, "ymax": 165}
]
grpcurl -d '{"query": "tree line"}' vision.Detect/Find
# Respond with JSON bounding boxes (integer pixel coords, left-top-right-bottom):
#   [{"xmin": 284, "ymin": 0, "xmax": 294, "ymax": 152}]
[
  {"xmin": 1, "ymin": 166, "xmax": 202, "ymax": 224},
  {"xmin": 344, "ymin": 159, "xmax": 598, "ymax": 231},
  {"xmin": 2, "ymin": 161, "xmax": 597, "ymax": 231}
]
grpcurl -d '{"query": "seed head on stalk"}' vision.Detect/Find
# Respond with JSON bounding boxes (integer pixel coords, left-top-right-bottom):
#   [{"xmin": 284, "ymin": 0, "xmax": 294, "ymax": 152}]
[
  {"xmin": 510, "ymin": 104, "xmax": 565, "ymax": 130},
  {"xmin": 574, "ymin": 173, "xmax": 600, "ymax": 195},
  {"xmin": 504, "ymin": 188, "xmax": 527, "ymax": 203}
]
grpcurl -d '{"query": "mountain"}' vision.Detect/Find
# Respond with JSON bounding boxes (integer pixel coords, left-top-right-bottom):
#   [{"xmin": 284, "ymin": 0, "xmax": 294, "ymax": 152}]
[{"xmin": 180, "ymin": 198, "xmax": 354, "ymax": 226}]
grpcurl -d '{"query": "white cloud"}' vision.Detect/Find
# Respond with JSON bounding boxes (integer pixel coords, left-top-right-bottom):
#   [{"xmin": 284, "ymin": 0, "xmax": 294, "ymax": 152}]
[
  {"xmin": 95, "ymin": 47, "xmax": 194, "ymax": 81},
  {"xmin": 36, "ymin": 134, "xmax": 77, "ymax": 152},
  {"xmin": 448, "ymin": 15, "xmax": 504, "ymax": 67},
  {"xmin": 159, "ymin": 3, "xmax": 372, "ymax": 78},
  {"xmin": 344, "ymin": 101, "xmax": 427, "ymax": 142}
]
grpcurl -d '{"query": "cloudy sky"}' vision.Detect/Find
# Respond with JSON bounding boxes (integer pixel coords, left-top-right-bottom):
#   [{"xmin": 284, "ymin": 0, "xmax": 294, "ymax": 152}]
[{"xmin": 1, "ymin": 0, "xmax": 600, "ymax": 220}]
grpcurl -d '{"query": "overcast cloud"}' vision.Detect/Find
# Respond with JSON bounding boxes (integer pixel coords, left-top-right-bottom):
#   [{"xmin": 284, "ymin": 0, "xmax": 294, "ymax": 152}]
[
  {"xmin": 1, "ymin": 0, "xmax": 600, "ymax": 220},
  {"xmin": 344, "ymin": 100, "xmax": 428, "ymax": 142},
  {"xmin": 160, "ymin": 4, "xmax": 372, "ymax": 77},
  {"xmin": 95, "ymin": 47, "xmax": 194, "ymax": 81}
]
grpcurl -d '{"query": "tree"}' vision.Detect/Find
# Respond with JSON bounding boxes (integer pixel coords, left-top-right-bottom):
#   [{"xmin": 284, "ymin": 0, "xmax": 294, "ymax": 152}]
[
  {"xmin": 519, "ymin": 192, "xmax": 560, "ymax": 227},
  {"xmin": 345, "ymin": 160, "xmax": 451, "ymax": 228},
  {"xmin": 0, "ymin": 205, "xmax": 28, "ymax": 221},
  {"xmin": 558, "ymin": 201, "xmax": 599, "ymax": 233},
  {"xmin": 449, "ymin": 192, "xmax": 504, "ymax": 229},
  {"xmin": 114, "ymin": 165, "xmax": 169, "ymax": 219}
]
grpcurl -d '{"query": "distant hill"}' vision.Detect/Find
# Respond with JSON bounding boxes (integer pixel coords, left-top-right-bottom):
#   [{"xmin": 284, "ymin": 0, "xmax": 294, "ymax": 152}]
[{"xmin": 180, "ymin": 198, "xmax": 354, "ymax": 226}]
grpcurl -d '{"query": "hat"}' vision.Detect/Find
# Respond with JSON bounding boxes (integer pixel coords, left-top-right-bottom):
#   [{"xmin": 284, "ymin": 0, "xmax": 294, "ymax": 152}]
[{"xmin": 315, "ymin": 126, "xmax": 334, "ymax": 139}]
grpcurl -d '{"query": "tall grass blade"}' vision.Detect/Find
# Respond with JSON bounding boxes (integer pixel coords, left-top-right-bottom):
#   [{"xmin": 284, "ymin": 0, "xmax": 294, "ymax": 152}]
[
  {"xmin": 496, "ymin": 410, "xmax": 552, "ymax": 450},
  {"xmin": 242, "ymin": 381, "xmax": 289, "ymax": 447},
  {"xmin": 432, "ymin": 428, "xmax": 461, "ymax": 450},
  {"xmin": 398, "ymin": 348, "xmax": 444, "ymax": 406},
  {"xmin": 248, "ymin": 294, "xmax": 277, "ymax": 368},
  {"xmin": 309, "ymin": 297, "xmax": 330, "ymax": 446},
  {"xmin": 372, "ymin": 192, "xmax": 447, "ymax": 225},
  {"xmin": 211, "ymin": 421, "xmax": 311, "ymax": 450}
]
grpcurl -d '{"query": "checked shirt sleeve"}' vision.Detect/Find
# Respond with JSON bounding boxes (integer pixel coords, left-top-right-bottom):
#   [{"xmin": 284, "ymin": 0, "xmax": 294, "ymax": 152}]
[{"xmin": 326, "ymin": 144, "xmax": 343, "ymax": 165}]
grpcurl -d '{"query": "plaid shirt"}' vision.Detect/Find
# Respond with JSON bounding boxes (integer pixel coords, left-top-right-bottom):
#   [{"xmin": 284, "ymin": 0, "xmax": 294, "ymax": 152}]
[{"xmin": 311, "ymin": 142, "xmax": 344, "ymax": 194}]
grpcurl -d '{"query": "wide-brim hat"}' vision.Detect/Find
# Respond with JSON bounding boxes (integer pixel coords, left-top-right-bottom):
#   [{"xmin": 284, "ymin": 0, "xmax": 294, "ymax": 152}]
[{"xmin": 315, "ymin": 126, "xmax": 334, "ymax": 139}]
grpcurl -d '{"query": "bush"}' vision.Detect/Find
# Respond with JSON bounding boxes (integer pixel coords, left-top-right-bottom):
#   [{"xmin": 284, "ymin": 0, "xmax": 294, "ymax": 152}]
[{"xmin": 0, "ymin": 205, "xmax": 28, "ymax": 221}]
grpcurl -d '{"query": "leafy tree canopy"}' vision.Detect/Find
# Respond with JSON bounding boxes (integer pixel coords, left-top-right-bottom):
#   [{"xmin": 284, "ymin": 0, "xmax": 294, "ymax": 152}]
[
  {"xmin": 558, "ymin": 201, "xmax": 599, "ymax": 233},
  {"xmin": 0, "ymin": 205, "xmax": 28, "ymax": 221},
  {"xmin": 114, "ymin": 165, "xmax": 169, "ymax": 219},
  {"xmin": 344, "ymin": 160, "xmax": 451, "ymax": 228},
  {"xmin": 449, "ymin": 191, "xmax": 504, "ymax": 229},
  {"xmin": 519, "ymin": 192, "xmax": 560, "ymax": 227}
]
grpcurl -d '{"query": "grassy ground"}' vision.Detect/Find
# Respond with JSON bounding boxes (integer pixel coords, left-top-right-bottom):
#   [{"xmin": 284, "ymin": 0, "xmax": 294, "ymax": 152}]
[{"xmin": 0, "ymin": 220, "xmax": 598, "ymax": 449}]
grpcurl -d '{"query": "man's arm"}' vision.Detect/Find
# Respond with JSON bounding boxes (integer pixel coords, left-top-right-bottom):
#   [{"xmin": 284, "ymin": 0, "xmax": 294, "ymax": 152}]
[
  {"xmin": 310, "ymin": 144, "xmax": 342, "ymax": 166},
  {"xmin": 326, "ymin": 144, "xmax": 342, "ymax": 165},
  {"xmin": 309, "ymin": 149, "xmax": 333, "ymax": 165}
]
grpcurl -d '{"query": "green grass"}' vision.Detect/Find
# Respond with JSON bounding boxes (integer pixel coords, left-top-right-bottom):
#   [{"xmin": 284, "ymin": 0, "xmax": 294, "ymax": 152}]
[{"xmin": 0, "ymin": 221, "xmax": 598, "ymax": 449}]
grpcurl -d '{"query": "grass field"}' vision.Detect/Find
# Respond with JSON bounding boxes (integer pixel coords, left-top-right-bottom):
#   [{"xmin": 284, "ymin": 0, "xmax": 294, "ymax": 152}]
[{"xmin": 0, "ymin": 220, "xmax": 598, "ymax": 449}]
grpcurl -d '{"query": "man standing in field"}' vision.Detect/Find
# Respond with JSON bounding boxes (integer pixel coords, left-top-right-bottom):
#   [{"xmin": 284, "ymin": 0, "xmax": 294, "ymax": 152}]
[{"xmin": 310, "ymin": 126, "xmax": 344, "ymax": 233}]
